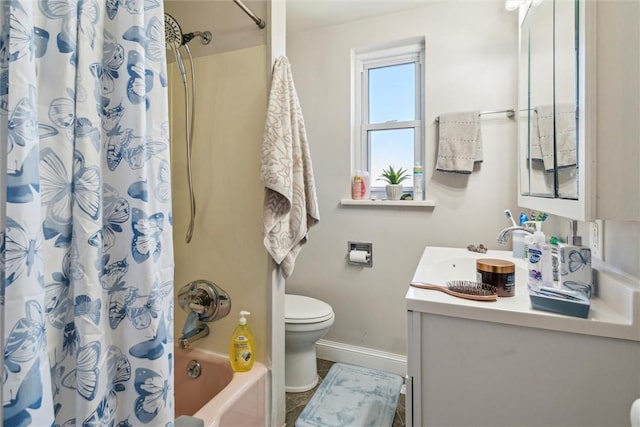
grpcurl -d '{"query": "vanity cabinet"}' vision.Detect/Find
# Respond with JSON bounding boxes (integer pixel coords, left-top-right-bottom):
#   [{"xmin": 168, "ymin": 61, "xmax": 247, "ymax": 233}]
[
  {"xmin": 406, "ymin": 247, "xmax": 640, "ymax": 427},
  {"xmin": 405, "ymin": 311, "xmax": 640, "ymax": 427},
  {"xmin": 517, "ymin": 0, "xmax": 640, "ymax": 221}
]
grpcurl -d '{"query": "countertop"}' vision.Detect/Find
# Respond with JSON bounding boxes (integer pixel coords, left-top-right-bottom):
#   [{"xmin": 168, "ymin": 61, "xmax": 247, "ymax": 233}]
[{"xmin": 406, "ymin": 246, "xmax": 640, "ymax": 341}]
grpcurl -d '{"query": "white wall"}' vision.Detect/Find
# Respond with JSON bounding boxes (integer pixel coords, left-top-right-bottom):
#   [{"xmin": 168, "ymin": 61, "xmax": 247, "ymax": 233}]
[
  {"xmin": 286, "ymin": 1, "xmax": 521, "ymax": 356},
  {"xmin": 591, "ymin": 1, "xmax": 640, "ymax": 279},
  {"xmin": 595, "ymin": 0, "xmax": 640, "ymax": 221}
]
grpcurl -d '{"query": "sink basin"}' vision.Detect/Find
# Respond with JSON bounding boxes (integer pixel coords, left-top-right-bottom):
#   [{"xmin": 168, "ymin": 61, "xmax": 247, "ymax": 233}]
[{"xmin": 414, "ymin": 247, "xmax": 527, "ymax": 286}]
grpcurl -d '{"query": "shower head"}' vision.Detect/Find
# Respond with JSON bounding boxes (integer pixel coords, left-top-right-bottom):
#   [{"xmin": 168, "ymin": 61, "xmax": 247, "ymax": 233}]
[
  {"xmin": 164, "ymin": 13, "xmax": 212, "ymax": 49},
  {"xmin": 182, "ymin": 31, "xmax": 212, "ymax": 45},
  {"xmin": 164, "ymin": 13, "xmax": 184, "ymax": 49}
]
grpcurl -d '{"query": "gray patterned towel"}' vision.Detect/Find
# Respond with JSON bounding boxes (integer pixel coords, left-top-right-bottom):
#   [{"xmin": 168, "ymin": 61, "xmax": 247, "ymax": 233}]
[
  {"xmin": 435, "ymin": 111, "xmax": 482, "ymax": 174},
  {"xmin": 552, "ymin": 103, "xmax": 577, "ymax": 170},
  {"xmin": 261, "ymin": 56, "xmax": 319, "ymax": 278},
  {"xmin": 532, "ymin": 104, "xmax": 576, "ymax": 171},
  {"xmin": 533, "ymin": 105, "xmax": 555, "ymax": 170}
]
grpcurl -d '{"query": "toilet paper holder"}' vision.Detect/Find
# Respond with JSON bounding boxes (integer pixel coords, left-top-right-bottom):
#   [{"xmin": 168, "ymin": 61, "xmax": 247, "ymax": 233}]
[{"xmin": 348, "ymin": 241, "xmax": 372, "ymax": 267}]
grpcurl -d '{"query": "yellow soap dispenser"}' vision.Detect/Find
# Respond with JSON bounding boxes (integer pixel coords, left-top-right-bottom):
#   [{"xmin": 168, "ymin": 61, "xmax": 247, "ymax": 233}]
[{"xmin": 229, "ymin": 310, "xmax": 255, "ymax": 372}]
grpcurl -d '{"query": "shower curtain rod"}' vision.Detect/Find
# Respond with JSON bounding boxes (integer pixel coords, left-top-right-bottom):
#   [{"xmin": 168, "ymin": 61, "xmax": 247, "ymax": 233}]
[{"xmin": 233, "ymin": 0, "xmax": 266, "ymax": 29}]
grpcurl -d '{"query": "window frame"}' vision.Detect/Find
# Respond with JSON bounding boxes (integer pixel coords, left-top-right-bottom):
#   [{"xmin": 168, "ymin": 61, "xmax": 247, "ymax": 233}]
[{"xmin": 352, "ymin": 38, "xmax": 426, "ymax": 197}]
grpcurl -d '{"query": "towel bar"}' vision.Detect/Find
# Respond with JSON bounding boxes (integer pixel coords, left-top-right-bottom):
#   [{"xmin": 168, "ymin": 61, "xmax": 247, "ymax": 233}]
[{"xmin": 435, "ymin": 109, "xmax": 516, "ymax": 122}]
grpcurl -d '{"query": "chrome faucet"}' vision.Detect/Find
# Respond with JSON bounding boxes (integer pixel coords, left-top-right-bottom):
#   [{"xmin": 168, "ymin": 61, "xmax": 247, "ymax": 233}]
[
  {"xmin": 177, "ymin": 279, "xmax": 232, "ymax": 349},
  {"xmin": 496, "ymin": 225, "xmax": 535, "ymax": 245},
  {"xmin": 179, "ymin": 311, "xmax": 209, "ymax": 349}
]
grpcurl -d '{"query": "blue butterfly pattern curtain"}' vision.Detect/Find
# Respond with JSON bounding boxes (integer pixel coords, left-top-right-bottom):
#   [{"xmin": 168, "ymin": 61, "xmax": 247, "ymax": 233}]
[{"xmin": 0, "ymin": 0, "xmax": 174, "ymax": 425}]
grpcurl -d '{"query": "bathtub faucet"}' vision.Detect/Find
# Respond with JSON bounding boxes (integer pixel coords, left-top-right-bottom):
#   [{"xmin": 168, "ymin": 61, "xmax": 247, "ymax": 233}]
[
  {"xmin": 177, "ymin": 280, "xmax": 232, "ymax": 348},
  {"xmin": 179, "ymin": 311, "xmax": 210, "ymax": 349}
]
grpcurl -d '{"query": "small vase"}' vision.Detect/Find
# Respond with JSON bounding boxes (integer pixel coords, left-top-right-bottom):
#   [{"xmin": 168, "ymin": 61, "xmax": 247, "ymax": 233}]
[{"xmin": 386, "ymin": 184, "xmax": 403, "ymax": 200}]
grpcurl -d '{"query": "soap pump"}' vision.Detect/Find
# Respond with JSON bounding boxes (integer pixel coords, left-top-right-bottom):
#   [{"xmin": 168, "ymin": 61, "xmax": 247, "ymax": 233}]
[{"xmin": 229, "ymin": 310, "xmax": 255, "ymax": 372}]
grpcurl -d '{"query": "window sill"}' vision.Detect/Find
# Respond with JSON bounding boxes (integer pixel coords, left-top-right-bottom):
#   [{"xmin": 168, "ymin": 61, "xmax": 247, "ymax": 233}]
[{"xmin": 340, "ymin": 198, "xmax": 436, "ymax": 208}]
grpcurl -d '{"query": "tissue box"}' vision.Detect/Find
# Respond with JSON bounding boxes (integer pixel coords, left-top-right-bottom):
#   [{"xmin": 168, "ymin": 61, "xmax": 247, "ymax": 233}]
[
  {"xmin": 529, "ymin": 288, "xmax": 590, "ymax": 318},
  {"xmin": 558, "ymin": 243, "xmax": 592, "ymax": 298}
]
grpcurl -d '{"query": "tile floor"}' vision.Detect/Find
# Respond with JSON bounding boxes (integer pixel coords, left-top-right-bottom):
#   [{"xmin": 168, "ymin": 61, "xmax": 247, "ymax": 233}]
[{"xmin": 285, "ymin": 359, "xmax": 406, "ymax": 427}]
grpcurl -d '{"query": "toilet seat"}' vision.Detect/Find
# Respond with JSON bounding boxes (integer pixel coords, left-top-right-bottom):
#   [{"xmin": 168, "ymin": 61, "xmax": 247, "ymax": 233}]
[{"xmin": 285, "ymin": 294, "xmax": 333, "ymax": 324}]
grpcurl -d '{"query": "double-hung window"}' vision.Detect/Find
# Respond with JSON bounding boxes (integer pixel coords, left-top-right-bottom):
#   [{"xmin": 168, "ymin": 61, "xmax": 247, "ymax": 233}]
[{"xmin": 353, "ymin": 38, "xmax": 425, "ymax": 198}]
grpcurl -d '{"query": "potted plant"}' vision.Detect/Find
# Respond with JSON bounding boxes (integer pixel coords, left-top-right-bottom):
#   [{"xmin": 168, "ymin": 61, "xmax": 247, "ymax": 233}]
[{"xmin": 378, "ymin": 165, "xmax": 409, "ymax": 200}]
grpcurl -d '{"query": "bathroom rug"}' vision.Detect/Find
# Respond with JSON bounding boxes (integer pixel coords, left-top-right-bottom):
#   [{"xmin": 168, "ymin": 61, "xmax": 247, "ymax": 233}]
[{"xmin": 295, "ymin": 362, "xmax": 403, "ymax": 427}]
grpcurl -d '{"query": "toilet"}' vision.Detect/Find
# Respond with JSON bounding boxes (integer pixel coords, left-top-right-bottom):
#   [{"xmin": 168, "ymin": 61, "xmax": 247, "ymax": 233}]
[{"xmin": 284, "ymin": 294, "xmax": 335, "ymax": 392}]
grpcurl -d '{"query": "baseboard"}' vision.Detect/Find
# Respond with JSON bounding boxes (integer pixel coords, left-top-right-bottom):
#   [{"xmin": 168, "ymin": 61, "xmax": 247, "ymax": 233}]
[{"xmin": 315, "ymin": 339, "xmax": 407, "ymax": 377}]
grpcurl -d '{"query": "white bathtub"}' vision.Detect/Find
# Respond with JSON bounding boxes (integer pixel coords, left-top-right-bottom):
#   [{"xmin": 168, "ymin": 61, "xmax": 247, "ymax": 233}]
[{"xmin": 174, "ymin": 347, "xmax": 267, "ymax": 427}]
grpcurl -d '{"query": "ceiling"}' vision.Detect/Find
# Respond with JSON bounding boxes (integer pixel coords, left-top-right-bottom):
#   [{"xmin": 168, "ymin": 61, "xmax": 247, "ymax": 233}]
[
  {"xmin": 286, "ymin": 0, "xmax": 441, "ymax": 34},
  {"xmin": 162, "ymin": 0, "xmax": 440, "ymax": 57}
]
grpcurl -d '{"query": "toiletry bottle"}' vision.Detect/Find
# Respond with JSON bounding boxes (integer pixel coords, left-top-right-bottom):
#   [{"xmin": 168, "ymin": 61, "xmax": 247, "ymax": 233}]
[
  {"xmin": 361, "ymin": 171, "xmax": 370, "ymax": 199},
  {"xmin": 229, "ymin": 311, "xmax": 255, "ymax": 372},
  {"xmin": 540, "ymin": 234, "xmax": 554, "ymax": 288},
  {"xmin": 523, "ymin": 234, "xmax": 532, "ymax": 264},
  {"xmin": 351, "ymin": 173, "xmax": 362, "ymax": 200},
  {"xmin": 413, "ymin": 163, "xmax": 424, "ymax": 200},
  {"xmin": 549, "ymin": 237, "xmax": 563, "ymax": 282},
  {"xmin": 527, "ymin": 231, "xmax": 544, "ymax": 291}
]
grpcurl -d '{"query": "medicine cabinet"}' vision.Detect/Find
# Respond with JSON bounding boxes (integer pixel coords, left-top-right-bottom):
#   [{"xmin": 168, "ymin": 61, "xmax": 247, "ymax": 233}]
[
  {"xmin": 517, "ymin": 0, "xmax": 594, "ymax": 221},
  {"xmin": 517, "ymin": 0, "xmax": 640, "ymax": 221}
]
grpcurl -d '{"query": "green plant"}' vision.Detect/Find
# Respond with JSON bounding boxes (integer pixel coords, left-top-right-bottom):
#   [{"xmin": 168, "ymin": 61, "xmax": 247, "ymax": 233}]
[{"xmin": 378, "ymin": 165, "xmax": 409, "ymax": 185}]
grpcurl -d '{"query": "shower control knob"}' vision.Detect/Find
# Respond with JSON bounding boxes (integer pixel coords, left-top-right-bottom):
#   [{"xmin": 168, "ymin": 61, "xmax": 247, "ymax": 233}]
[
  {"xmin": 189, "ymin": 302, "xmax": 207, "ymax": 314},
  {"xmin": 178, "ymin": 280, "xmax": 232, "ymax": 322}
]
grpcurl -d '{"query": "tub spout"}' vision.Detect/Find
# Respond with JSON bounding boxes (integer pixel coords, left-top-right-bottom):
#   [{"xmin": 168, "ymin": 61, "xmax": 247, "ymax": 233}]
[
  {"xmin": 179, "ymin": 311, "xmax": 209, "ymax": 349},
  {"xmin": 179, "ymin": 323, "xmax": 209, "ymax": 349}
]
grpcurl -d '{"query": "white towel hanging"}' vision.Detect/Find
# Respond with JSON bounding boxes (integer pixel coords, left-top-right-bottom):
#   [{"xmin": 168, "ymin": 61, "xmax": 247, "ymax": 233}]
[{"xmin": 260, "ymin": 56, "xmax": 320, "ymax": 278}]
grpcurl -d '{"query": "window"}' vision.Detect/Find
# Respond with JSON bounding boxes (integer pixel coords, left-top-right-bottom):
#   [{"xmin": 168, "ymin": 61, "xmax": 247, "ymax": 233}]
[{"xmin": 352, "ymin": 38, "xmax": 425, "ymax": 196}]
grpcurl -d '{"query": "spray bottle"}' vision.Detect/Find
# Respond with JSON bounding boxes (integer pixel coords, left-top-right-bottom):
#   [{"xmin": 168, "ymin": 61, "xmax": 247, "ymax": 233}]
[
  {"xmin": 413, "ymin": 163, "xmax": 424, "ymax": 200},
  {"xmin": 229, "ymin": 311, "xmax": 255, "ymax": 372}
]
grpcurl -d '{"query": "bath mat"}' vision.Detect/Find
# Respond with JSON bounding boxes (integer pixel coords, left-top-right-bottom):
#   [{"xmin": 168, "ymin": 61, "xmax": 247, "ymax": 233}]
[{"xmin": 295, "ymin": 363, "xmax": 403, "ymax": 427}]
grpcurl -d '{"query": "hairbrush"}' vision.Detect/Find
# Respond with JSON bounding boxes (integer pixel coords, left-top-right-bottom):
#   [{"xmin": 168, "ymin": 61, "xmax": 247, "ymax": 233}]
[{"xmin": 410, "ymin": 280, "xmax": 497, "ymax": 301}]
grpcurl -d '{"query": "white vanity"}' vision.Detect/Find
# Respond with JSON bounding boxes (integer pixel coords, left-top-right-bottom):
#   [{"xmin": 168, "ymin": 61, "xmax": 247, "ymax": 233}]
[{"xmin": 406, "ymin": 246, "xmax": 640, "ymax": 426}]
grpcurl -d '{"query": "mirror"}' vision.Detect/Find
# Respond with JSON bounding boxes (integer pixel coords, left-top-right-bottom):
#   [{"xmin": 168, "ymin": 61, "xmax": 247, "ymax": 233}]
[{"xmin": 519, "ymin": 0, "xmax": 579, "ymax": 200}]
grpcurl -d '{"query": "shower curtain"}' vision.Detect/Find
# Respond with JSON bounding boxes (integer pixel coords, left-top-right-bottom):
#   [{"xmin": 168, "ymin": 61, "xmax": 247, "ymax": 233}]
[{"xmin": 0, "ymin": 1, "xmax": 174, "ymax": 426}]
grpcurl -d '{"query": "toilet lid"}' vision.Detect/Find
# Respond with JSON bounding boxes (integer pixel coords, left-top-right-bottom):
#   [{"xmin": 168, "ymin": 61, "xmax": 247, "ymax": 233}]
[{"xmin": 285, "ymin": 294, "xmax": 334, "ymax": 324}]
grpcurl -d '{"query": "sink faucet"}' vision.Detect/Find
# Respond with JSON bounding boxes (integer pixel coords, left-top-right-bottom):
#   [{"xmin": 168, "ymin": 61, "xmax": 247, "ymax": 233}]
[
  {"xmin": 179, "ymin": 311, "xmax": 209, "ymax": 349},
  {"xmin": 496, "ymin": 225, "xmax": 535, "ymax": 245}
]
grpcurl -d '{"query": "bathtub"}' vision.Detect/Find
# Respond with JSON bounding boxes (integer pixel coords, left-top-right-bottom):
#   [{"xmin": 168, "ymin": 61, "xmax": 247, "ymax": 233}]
[{"xmin": 174, "ymin": 347, "xmax": 268, "ymax": 427}]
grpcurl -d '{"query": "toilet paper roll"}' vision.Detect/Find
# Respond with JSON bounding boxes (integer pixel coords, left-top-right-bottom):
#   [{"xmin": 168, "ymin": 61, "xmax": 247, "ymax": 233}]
[{"xmin": 349, "ymin": 250, "xmax": 368, "ymax": 263}]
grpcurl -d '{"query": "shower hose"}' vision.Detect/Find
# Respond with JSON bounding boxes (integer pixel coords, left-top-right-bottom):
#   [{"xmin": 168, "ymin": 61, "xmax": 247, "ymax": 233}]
[{"xmin": 172, "ymin": 44, "xmax": 197, "ymax": 244}]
